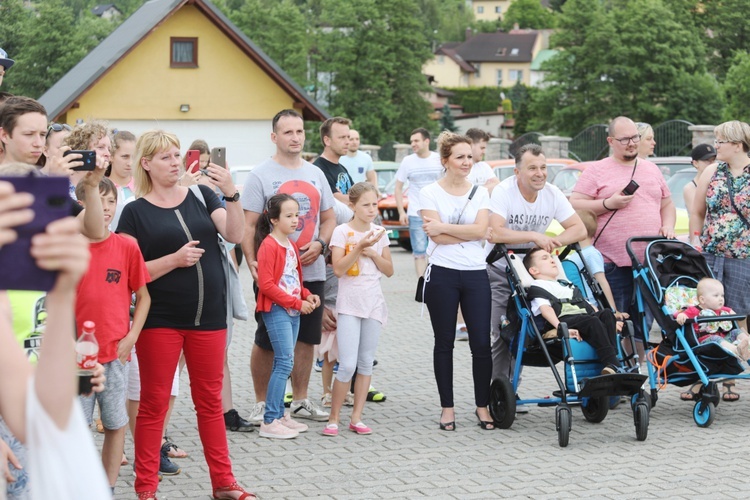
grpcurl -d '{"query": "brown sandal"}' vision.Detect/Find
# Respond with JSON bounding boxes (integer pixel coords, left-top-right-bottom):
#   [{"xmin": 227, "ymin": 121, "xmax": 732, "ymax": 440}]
[{"xmin": 212, "ymin": 482, "xmax": 256, "ymax": 499}]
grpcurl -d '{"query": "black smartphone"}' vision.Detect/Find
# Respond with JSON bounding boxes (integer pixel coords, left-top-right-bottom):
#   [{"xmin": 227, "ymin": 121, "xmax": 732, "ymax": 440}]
[
  {"xmin": 210, "ymin": 147, "xmax": 226, "ymax": 169},
  {"xmin": 64, "ymin": 150, "xmax": 97, "ymax": 171},
  {"xmin": 0, "ymin": 175, "xmax": 71, "ymax": 291},
  {"xmin": 622, "ymin": 179, "xmax": 640, "ymax": 196}
]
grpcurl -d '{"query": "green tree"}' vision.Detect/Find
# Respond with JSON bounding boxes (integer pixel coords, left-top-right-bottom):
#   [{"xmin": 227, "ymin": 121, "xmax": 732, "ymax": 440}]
[
  {"xmin": 317, "ymin": 0, "xmax": 433, "ymax": 144},
  {"xmin": 0, "ymin": 0, "xmax": 30, "ymax": 84},
  {"xmin": 439, "ymin": 103, "xmax": 458, "ymax": 132},
  {"xmin": 722, "ymin": 52, "xmax": 750, "ymax": 122},
  {"xmin": 530, "ymin": 0, "xmax": 716, "ymax": 135},
  {"xmin": 9, "ymin": 0, "xmax": 113, "ymax": 98},
  {"xmin": 230, "ymin": 0, "xmax": 310, "ymax": 86},
  {"xmin": 500, "ymin": 0, "xmax": 556, "ymax": 31},
  {"xmin": 697, "ymin": 0, "xmax": 750, "ymax": 78}
]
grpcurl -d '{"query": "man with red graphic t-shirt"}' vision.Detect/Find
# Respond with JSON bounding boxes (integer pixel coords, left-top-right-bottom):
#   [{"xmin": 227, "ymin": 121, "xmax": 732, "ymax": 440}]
[{"xmin": 241, "ymin": 109, "xmax": 336, "ymax": 424}]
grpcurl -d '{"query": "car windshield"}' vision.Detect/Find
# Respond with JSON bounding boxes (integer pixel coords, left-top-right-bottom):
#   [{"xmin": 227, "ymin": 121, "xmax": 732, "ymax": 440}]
[
  {"xmin": 552, "ymin": 169, "xmax": 581, "ymax": 195},
  {"xmin": 494, "ymin": 167, "xmax": 516, "ymax": 182},
  {"xmin": 666, "ymin": 169, "xmax": 695, "ymax": 210},
  {"xmin": 231, "ymin": 168, "xmax": 253, "ymax": 187},
  {"xmin": 383, "ymin": 176, "xmax": 408, "ymax": 195}
]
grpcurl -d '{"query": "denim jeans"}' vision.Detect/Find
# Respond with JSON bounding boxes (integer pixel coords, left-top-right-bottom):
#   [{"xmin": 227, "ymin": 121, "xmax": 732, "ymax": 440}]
[
  {"xmin": 604, "ymin": 262, "xmax": 652, "ymax": 342},
  {"xmin": 261, "ymin": 304, "xmax": 300, "ymax": 423},
  {"xmin": 408, "ymin": 215, "xmax": 429, "ymax": 257}
]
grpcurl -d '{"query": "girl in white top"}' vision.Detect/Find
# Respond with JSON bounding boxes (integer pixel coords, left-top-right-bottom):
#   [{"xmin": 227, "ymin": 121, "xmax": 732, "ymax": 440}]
[
  {"xmin": 420, "ymin": 132, "xmax": 493, "ymax": 432},
  {"xmin": 325, "ymin": 182, "xmax": 393, "ymax": 437}
]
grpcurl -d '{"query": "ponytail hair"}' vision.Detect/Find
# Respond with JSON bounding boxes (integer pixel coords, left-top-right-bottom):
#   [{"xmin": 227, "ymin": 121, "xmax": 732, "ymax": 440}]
[{"xmin": 253, "ymin": 193, "xmax": 299, "ymax": 256}]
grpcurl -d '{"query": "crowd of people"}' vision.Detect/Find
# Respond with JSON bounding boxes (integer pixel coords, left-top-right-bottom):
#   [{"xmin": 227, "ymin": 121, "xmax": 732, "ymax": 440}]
[{"xmin": 2, "ymin": 42, "xmax": 750, "ymax": 497}]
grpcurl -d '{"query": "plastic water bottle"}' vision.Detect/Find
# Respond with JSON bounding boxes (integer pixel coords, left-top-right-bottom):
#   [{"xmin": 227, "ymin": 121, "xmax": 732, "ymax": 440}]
[
  {"xmin": 345, "ymin": 231, "xmax": 360, "ymax": 276},
  {"xmin": 500, "ymin": 315, "xmax": 510, "ymax": 329},
  {"xmin": 76, "ymin": 321, "xmax": 99, "ymax": 395}
]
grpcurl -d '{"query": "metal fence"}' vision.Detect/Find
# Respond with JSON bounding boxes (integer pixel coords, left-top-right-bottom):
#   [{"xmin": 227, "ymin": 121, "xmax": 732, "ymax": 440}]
[
  {"xmin": 653, "ymin": 120, "xmax": 694, "ymax": 157},
  {"xmin": 569, "ymin": 124, "xmax": 609, "ymax": 162},
  {"xmin": 379, "ymin": 141, "xmax": 397, "ymax": 162},
  {"xmin": 509, "ymin": 132, "xmax": 542, "ymax": 159}
]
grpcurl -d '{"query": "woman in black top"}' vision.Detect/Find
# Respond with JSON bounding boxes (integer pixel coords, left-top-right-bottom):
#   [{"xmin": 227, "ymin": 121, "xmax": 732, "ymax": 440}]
[{"xmin": 117, "ymin": 130, "xmax": 251, "ymax": 500}]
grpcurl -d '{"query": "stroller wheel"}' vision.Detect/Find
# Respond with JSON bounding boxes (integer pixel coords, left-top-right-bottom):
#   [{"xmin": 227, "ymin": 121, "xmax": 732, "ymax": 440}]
[
  {"xmin": 556, "ymin": 405, "xmax": 571, "ymax": 448},
  {"xmin": 581, "ymin": 396, "xmax": 608, "ymax": 423},
  {"xmin": 634, "ymin": 403, "xmax": 649, "ymax": 441},
  {"xmin": 693, "ymin": 401, "xmax": 715, "ymax": 428},
  {"xmin": 489, "ymin": 377, "xmax": 516, "ymax": 429}
]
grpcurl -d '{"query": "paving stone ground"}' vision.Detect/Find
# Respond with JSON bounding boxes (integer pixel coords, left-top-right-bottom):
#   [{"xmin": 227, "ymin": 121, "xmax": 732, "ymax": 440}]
[{"xmin": 110, "ymin": 246, "xmax": 750, "ymax": 499}]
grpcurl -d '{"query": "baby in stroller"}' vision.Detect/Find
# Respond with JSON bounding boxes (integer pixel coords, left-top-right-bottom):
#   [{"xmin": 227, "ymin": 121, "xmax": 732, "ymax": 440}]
[
  {"xmin": 674, "ymin": 277, "xmax": 750, "ymax": 361},
  {"xmin": 523, "ymin": 248, "xmax": 621, "ymax": 375}
]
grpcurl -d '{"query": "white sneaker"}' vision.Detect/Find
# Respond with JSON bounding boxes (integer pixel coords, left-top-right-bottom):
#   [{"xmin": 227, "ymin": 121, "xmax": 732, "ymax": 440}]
[
  {"xmin": 280, "ymin": 414, "xmax": 309, "ymax": 433},
  {"xmin": 259, "ymin": 419, "xmax": 299, "ymax": 439},
  {"xmin": 248, "ymin": 401, "xmax": 265, "ymax": 426},
  {"xmin": 290, "ymin": 398, "xmax": 329, "ymax": 421},
  {"xmin": 455, "ymin": 324, "xmax": 469, "ymax": 341}
]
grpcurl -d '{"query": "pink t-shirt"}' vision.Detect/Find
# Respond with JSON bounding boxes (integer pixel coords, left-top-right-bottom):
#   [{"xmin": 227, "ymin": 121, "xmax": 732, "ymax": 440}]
[
  {"xmin": 574, "ymin": 157, "xmax": 670, "ymax": 267},
  {"xmin": 330, "ymin": 222, "xmax": 389, "ymax": 325}
]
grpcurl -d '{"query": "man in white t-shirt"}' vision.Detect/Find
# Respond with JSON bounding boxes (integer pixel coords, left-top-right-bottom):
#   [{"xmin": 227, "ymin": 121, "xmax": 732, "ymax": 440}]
[
  {"xmin": 466, "ymin": 128, "xmax": 499, "ymax": 193},
  {"xmin": 486, "ymin": 144, "xmax": 586, "ymax": 389},
  {"xmin": 395, "ymin": 128, "xmax": 443, "ymax": 277},
  {"xmin": 339, "ymin": 129, "xmax": 377, "ymax": 188}
]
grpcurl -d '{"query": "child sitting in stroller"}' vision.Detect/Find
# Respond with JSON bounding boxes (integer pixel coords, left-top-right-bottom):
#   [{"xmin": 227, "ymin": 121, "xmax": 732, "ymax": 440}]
[
  {"xmin": 523, "ymin": 248, "xmax": 621, "ymax": 375},
  {"xmin": 674, "ymin": 277, "xmax": 750, "ymax": 361}
]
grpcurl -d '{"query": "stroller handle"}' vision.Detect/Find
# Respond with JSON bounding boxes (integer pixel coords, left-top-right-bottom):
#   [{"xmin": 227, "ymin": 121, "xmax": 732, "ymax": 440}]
[
  {"xmin": 626, "ymin": 235, "xmax": 668, "ymax": 267},
  {"xmin": 685, "ymin": 314, "xmax": 748, "ymax": 325}
]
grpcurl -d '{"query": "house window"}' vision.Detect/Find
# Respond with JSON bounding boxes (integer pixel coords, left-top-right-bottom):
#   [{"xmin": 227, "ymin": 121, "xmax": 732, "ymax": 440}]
[
  {"xmin": 474, "ymin": 63, "xmax": 481, "ymax": 78},
  {"xmin": 477, "ymin": 6, "xmax": 484, "ymax": 13},
  {"xmin": 509, "ymin": 70, "xmax": 523, "ymax": 82},
  {"xmin": 510, "ymin": 48, "xmax": 519, "ymax": 56},
  {"xmin": 496, "ymin": 70, "xmax": 503, "ymax": 86},
  {"xmin": 171, "ymin": 37, "xmax": 198, "ymax": 68},
  {"xmin": 495, "ymin": 6, "xmax": 502, "ymax": 13},
  {"xmin": 438, "ymin": 55, "xmax": 444, "ymax": 64}
]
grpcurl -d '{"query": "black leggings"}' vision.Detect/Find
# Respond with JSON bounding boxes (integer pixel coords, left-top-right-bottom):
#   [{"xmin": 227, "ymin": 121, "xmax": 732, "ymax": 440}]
[
  {"xmin": 425, "ymin": 265, "xmax": 492, "ymax": 408},
  {"xmin": 559, "ymin": 309, "xmax": 619, "ymax": 367}
]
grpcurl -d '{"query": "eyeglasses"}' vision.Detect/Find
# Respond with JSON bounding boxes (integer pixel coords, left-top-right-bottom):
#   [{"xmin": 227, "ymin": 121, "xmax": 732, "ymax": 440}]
[
  {"xmin": 612, "ymin": 135, "xmax": 641, "ymax": 145},
  {"xmin": 714, "ymin": 139, "xmax": 733, "ymax": 146},
  {"xmin": 47, "ymin": 123, "xmax": 72, "ymax": 133}
]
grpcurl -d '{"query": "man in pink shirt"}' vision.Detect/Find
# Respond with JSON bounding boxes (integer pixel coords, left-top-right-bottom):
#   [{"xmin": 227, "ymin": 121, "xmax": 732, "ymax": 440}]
[{"xmin": 570, "ymin": 116, "xmax": 675, "ymax": 352}]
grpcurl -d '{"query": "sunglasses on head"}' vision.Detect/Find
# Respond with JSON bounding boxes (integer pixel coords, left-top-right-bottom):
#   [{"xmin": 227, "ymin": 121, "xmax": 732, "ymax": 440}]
[{"xmin": 47, "ymin": 123, "xmax": 72, "ymax": 133}]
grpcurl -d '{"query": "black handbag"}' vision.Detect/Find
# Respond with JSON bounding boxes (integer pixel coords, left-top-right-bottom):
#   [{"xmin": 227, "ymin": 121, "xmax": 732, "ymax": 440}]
[{"xmin": 414, "ymin": 185, "xmax": 478, "ymax": 303}]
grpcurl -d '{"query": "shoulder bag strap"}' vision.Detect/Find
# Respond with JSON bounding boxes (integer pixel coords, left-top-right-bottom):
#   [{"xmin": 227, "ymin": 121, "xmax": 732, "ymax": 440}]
[
  {"xmin": 725, "ymin": 169, "xmax": 750, "ymax": 229},
  {"xmin": 593, "ymin": 160, "xmax": 638, "ymax": 246}
]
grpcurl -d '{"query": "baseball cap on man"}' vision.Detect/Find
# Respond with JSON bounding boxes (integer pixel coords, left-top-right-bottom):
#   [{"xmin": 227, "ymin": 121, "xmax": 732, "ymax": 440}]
[
  {"xmin": 691, "ymin": 143, "xmax": 716, "ymax": 162},
  {"xmin": 0, "ymin": 48, "xmax": 15, "ymax": 70}
]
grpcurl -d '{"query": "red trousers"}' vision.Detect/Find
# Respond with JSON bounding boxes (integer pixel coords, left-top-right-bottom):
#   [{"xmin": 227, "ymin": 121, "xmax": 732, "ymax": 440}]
[{"xmin": 134, "ymin": 327, "xmax": 235, "ymax": 493}]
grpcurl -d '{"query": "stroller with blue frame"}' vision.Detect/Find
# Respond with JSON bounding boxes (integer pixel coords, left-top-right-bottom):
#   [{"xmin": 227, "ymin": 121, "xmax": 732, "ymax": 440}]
[
  {"xmin": 487, "ymin": 243, "xmax": 649, "ymax": 447},
  {"xmin": 627, "ymin": 236, "xmax": 748, "ymax": 427}
]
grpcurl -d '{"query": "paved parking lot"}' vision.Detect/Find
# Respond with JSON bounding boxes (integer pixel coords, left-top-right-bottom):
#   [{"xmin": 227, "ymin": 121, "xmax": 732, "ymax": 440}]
[{"xmin": 112, "ymin": 246, "xmax": 750, "ymax": 499}]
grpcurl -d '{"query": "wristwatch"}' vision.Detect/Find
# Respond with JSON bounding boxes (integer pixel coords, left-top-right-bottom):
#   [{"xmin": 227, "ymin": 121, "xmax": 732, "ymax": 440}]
[
  {"xmin": 315, "ymin": 237, "xmax": 328, "ymax": 253},
  {"xmin": 223, "ymin": 191, "xmax": 240, "ymax": 202}
]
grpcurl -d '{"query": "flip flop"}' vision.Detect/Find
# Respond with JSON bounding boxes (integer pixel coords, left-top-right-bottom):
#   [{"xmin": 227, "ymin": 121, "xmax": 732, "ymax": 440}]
[
  {"xmin": 680, "ymin": 383, "xmax": 701, "ymax": 401},
  {"xmin": 722, "ymin": 385, "xmax": 740, "ymax": 402}
]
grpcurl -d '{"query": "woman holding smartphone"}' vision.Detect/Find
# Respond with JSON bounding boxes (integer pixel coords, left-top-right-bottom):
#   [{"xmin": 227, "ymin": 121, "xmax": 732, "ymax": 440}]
[{"xmin": 117, "ymin": 130, "xmax": 252, "ymax": 500}]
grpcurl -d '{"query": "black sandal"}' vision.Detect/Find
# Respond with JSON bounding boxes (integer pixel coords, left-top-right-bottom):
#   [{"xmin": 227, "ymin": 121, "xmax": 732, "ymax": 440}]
[
  {"xmin": 439, "ymin": 421, "xmax": 456, "ymax": 431},
  {"xmin": 439, "ymin": 409, "xmax": 456, "ymax": 431},
  {"xmin": 475, "ymin": 410, "xmax": 495, "ymax": 430}
]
